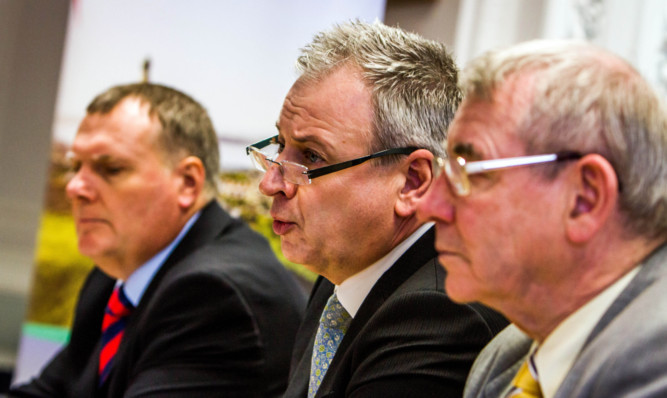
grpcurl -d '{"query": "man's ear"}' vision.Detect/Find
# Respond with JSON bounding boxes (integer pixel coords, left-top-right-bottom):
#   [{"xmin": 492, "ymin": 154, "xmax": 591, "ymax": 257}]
[
  {"xmin": 395, "ymin": 149, "xmax": 434, "ymax": 218},
  {"xmin": 175, "ymin": 156, "xmax": 206, "ymax": 210},
  {"xmin": 565, "ymin": 154, "xmax": 619, "ymax": 243}
]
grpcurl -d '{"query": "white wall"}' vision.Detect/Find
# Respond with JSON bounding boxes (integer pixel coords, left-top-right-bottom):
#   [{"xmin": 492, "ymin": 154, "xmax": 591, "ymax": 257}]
[
  {"xmin": 52, "ymin": 0, "xmax": 387, "ymax": 170},
  {"xmin": 387, "ymin": 0, "xmax": 665, "ymax": 97},
  {"xmin": 399, "ymin": 0, "xmax": 666, "ymax": 96}
]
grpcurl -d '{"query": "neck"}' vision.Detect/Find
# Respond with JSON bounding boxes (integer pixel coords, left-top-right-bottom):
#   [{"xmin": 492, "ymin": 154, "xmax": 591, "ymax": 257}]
[
  {"xmin": 321, "ymin": 218, "xmax": 424, "ymax": 286},
  {"xmin": 391, "ymin": 215, "xmax": 422, "ymax": 249},
  {"xmin": 505, "ymin": 236, "xmax": 663, "ymax": 343}
]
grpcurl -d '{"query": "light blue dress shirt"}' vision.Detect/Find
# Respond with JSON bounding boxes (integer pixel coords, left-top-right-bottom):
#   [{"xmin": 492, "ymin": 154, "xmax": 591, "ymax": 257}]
[{"xmin": 120, "ymin": 212, "xmax": 201, "ymax": 307}]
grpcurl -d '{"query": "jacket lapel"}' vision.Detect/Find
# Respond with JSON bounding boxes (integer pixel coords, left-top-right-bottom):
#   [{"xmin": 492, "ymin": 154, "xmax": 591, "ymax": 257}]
[
  {"xmin": 459, "ymin": 324, "xmax": 531, "ymax": 398},
  {"xmin": 107, "ymin": 201, "xmax": 232, "ymax": 394},
  {"xmin": 316, "ymin": 228, "xmax": 437, "ymax": 396}
]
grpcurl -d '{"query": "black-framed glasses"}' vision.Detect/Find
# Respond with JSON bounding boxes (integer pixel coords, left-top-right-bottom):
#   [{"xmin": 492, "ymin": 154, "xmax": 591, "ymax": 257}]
[
  {"xmin": 433, "ymin": 151, "xmax": 582, "ymax": 197},
  {"xmin": 246, "ymin": 135, "xmax": 418, "ymax": 185}
]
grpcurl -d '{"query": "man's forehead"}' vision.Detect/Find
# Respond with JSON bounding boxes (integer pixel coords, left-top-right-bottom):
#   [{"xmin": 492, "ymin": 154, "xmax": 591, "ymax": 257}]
[
  {"xmin": 278, "ymin": 65, "xmax": 374, "ymax": 147},
  {"xmin": 446, "ymin": 102, "xmax": 491, "ymax": 152},
  {"xmin": 446, "ymin": 97, "xmax": 520, "ymax": 159},
  {"xmin": 276, "ymin": 119, "xmax": 374, "ymax": 153}
]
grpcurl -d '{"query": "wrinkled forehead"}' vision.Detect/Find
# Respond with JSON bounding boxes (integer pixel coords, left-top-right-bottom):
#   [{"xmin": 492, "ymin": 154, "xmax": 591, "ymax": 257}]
[
  {"xmin": 447, "ymin": 82, "xmax": 532, "ymax": 159},
  {"xmin": 279, "ymin": 65, "xmax": 376, "ymax": 150}
]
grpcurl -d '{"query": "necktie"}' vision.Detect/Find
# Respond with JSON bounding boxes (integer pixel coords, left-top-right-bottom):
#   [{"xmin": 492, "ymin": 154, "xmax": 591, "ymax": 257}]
[
  {"xmin": 508, "ymin": 355, "xmax": 543, "ymax": 398},
  {"xmin": 99, "ymin": 285, "xmax": 134, "ymax": 385},
  {"xmin": 308, "ymin": 293, "xmax": 352, "ymax": 398}
]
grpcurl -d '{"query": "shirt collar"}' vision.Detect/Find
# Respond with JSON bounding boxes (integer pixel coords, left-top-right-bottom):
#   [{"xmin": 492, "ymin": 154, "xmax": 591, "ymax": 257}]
[
  {"xmin": 336, "ymin": 222, "xmax": 433, "ymax": 317},
  {"xmin": 534, "ymin": 265, "xmax": 640, "ymax": 398},
  {"xmin": 120, "ymin": 211, "xmax": 201, "ymax": 306}
]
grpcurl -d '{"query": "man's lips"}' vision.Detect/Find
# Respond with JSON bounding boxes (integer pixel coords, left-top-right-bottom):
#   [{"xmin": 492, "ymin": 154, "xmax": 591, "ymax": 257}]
[
  {"xmin": 436, "ymin": 249, "xmax": 470, "ymax": 267},
  {"xmin": 75, "ymin": 217, "xmax": 109, "ymax": 226},
  {"xmin": 435, "ymin": 247, "xmax": 464, "ymax": 259},
  {"xmin": 271, "ymin": 216, "xmax": 296, "ymax": 235}
]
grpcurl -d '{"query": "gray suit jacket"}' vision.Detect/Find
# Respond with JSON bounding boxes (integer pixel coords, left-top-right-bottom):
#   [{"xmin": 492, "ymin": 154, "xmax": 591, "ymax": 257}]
[{"xmin": 465, "ymin": 242, "xmax": 667, "ymax": 398}]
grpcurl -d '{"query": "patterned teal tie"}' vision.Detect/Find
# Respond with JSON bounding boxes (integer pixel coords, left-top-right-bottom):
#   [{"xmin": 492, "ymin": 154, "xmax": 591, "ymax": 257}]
[{"xmin": 308, "ymin": 293, "xmax": 352, "ymax": 398}]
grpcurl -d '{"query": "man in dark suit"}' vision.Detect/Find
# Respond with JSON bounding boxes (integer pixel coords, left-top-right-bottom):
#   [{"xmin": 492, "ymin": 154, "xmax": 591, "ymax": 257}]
[
  {"xmin": 247, "ymin": 21, "xmax": 507, "ymax": 398},
  {"xmin": 418, "ymin": 40, "xmax": 667, "ymax": 397},
  {"xmin": 10, "ymin": 83, "xmax": 306, "ymax": 397}
]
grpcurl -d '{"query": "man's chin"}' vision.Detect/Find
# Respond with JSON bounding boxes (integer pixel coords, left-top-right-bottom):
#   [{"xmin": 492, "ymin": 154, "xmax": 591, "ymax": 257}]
[
  {"xmin": 280, "ymin": 241, "xmax": 320, "ymax": 269},
  {"xmin": 77, "ymin": 239, "xmax": 112, "ymax": 263},
  {"xmin": 443, "ymin": 274, "xmax": 481, "ymax": 304}
]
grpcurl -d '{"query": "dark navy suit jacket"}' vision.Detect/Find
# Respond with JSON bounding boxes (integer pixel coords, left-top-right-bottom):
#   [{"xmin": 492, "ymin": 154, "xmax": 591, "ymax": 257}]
[{"xmin": 11, "ymin": 201, "xmax": 306, "ymax": 398}]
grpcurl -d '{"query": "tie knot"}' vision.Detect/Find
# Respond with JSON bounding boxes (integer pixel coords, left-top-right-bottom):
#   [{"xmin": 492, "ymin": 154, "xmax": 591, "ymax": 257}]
[
  {"xmin": 319, "ymin": 293, "xmax": 352, "ymax": 332},
  {"xmin": 103, "ymin": 286, "xmax": 133, "ymax": 330},
  {"xmin": 509, "ymin": 356, "xmax": 543, "ymax": 398}
]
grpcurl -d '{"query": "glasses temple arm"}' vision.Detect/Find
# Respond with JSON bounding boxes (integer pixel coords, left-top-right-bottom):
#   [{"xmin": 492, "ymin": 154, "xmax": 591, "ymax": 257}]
[{"xmin": 306, "ymin": 147, "xmax": 418, "ymax": 179}]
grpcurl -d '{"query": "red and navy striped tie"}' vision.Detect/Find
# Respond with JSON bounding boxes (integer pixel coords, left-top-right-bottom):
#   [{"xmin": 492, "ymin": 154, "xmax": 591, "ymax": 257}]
[{"xmin": 98, "ymin": 285, "xmax": 133, "ymax": 385}]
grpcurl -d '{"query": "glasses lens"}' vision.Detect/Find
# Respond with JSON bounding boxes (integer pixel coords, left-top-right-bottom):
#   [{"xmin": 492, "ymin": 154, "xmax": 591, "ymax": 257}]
[
  {"xmin": 248, "ymin": 148, "xmax": 269, "ymax": 172},
  {"xmin": 281, "ymin": 161, "xmax": 310, "ymax": 185},
  {"xmin": 432, "ymin": 157, "xmax": 446, "ymax": 179},
  {"xmin": 248, "ymin": 148, "xmax": 310, "ymax": 185},
  {"xmin": 444, "ymin": 157, "xmax": 470, "ymax": 196}
]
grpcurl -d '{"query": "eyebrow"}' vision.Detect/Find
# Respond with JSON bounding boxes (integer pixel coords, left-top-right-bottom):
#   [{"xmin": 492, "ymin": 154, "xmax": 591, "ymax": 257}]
[
  {"xmin": 68, "ymin": 152, "xmax": 122, "ymax": 164},
  {"xmin": 274, "ymin": 123, "xmax": 334, "ymax": 152},
  {"xmin": 451, "ymin": 142, "xmax": 481, "ymax": 160},
  {"xmin": 92, "ymin": 154, "xmax": 117, "ymax": 163}
]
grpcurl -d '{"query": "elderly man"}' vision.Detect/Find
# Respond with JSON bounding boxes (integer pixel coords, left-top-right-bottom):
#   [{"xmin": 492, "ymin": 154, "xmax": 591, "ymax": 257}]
[
  {"xmin": 11, "ymin": 83, "xmax": 305, "ymax": 398},
  {"xmin": 418, "ymin": 39, "xmax": 667, "ymax": 398},
  {"xmin": 247, "ymin": 21, "xmax": 507, "ymax": 398}
]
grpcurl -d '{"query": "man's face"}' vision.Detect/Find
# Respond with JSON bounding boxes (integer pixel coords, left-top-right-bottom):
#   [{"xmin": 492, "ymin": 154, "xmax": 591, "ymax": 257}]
[
  {"xmin": 259, "ymin": 65, "xmax": 405, "ymax": 284},
  {"xmin": 66, "ymin": 97, "xmax": 184, "ymax": 278},
  {"xmin": 417, "ymin": 95, "xmax": 569, "ymax": 310}
]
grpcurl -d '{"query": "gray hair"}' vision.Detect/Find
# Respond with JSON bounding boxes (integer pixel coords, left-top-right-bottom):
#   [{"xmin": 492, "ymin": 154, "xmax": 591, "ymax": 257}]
[
  {"xmin": 295, "ymin": 20, "xmax": 461, "ymax": 159},
  {"xmin": 461, "ymin": 40, "xmax": 667, "ymax": 239},
  {"xmin": 87, "ymin": 83, "xmax": 220, "ymax": 196}
]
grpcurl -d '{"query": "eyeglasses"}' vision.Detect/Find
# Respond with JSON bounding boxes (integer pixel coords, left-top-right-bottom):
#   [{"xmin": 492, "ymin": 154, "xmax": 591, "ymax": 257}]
[
  {"xmin": 246, "ymin": 135, "xmax": 418, "ymax": 185},
  {"xmin": 433, "ymin": 151, "xmax": 582, "ymax": 197}
]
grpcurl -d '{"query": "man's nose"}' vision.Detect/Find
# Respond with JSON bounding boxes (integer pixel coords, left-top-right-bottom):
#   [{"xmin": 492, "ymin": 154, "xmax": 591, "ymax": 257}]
[
  {"xmin": 65, "ymin": 168, "xmax": 97, "ymax": 202},
  {"xmin": 258, "ymin": 162, "xmax": 297, "ymax": 199}
]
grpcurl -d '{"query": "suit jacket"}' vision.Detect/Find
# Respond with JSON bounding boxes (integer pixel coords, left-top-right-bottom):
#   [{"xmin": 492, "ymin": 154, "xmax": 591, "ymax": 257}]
[
  {"xmin": 283, "ymin": 228, "xmax": 508, "ymax": 398},
  {"xmin": 464, "ymin": 242, "xmax": 667, "ymax": 398},
  {"xmin": 11, "ymin": 201, "xmax": 306, "ymax": 398}
]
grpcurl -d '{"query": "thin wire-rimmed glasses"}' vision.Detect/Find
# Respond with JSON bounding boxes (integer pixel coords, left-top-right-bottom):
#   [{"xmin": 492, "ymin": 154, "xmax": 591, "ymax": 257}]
[
  {"xmin": 433, "ymin": 151, "xmax": 582, "ymax": 197},
  {"xmin": 246, "ymin": 135, "xmax": 418, "ymax": 185}
]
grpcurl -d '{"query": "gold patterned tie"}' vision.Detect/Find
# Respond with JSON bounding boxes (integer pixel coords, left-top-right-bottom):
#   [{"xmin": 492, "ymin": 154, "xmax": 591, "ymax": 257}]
[{"xmin": 508, "ymin": 356, "xmax": 543, "ymax": 398}]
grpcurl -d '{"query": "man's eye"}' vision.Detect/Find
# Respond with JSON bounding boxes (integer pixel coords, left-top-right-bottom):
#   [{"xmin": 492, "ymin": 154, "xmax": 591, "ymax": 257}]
[
  {"xmin": 104, "ymin": 166, "xmax": 123, "ymax": 175},
  {"xmin": 95, "ymin": 164, "xmax": 124, "ymax": 177},
  {"xmin": 69, "ymin": 160, "xmax": 82, "ymax": 173},
  {"xmin": 304, "ymin": 150, "xmax": 322, "ymax": 164}
]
